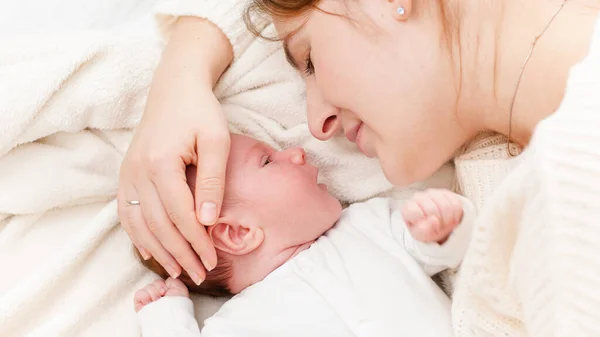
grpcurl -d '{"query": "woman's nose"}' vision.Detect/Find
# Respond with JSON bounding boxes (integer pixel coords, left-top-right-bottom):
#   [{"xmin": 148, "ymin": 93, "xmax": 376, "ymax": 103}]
[{"xmin": 306, "ymin": 79, "xmax": 341, "ymax": 141}]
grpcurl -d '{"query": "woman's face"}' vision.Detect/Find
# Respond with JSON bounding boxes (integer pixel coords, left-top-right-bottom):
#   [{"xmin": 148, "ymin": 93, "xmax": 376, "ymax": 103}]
[{"xmin": 274, "ymin": 0, "xmax": 472, "ymax": 186}]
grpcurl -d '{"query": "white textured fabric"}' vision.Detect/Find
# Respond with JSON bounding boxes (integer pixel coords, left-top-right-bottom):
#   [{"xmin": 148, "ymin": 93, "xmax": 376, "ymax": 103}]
[
  {"xmin": 0, "ymin": 0, "xmax": 158, "ymax": 34},
  {"xmin": 451, "ymin": 17, "xmax": 600, "ymax": 337},
  {"xmin": 139, "ymin": 197, "xmax": 475, "ymax": 337},
  {"xmin": 153, "ymin": 0, "xmax": 263, "ymax": 60},
  {"xmin": 138, "ymin": 297, "xmax": 201, "ymax": 336}
]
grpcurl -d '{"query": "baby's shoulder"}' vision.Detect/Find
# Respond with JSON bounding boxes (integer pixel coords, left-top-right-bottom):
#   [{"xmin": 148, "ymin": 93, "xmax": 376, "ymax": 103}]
[{"xmin": 208, "ymin": 261, "xmax": 337, "ymax": 331}]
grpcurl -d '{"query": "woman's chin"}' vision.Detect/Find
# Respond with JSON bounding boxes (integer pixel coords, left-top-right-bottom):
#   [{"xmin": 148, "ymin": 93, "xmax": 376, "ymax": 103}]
[{"xmin": 381, "ymin": 161, "xmax": 416, "ymax": 187}]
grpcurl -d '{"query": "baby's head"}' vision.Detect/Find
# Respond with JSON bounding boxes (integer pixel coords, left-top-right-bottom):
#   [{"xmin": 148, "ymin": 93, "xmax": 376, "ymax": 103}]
[{"xmin": 139, "ymin": 134, "xmax": 342, "ymax": 296}]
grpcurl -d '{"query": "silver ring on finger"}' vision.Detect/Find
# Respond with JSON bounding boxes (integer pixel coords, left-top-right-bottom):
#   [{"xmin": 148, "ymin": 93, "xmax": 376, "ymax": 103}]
[{"xmin": 125, "ymin": 200, "xmax": 141, "ymax": 206}]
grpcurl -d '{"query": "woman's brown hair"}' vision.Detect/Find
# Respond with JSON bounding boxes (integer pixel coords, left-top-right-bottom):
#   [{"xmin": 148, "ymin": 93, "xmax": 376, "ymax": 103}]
[
  {"xmin": 244, "ymin": 0, "xmax": 319, "ymax": 38},
  {"xmin": 244, "ymin": 0, "xmax": 460, "ymax": 45}
]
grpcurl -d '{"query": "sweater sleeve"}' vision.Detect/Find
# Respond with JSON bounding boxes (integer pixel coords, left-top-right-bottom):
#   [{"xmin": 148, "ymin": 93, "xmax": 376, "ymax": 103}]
[
  {"xmin": 138, "ymin": 296, "xmax": 202, "ymax": 337},
  {"xmin": 153, "ymin": 0, "xmax": 271, "ymax": 59}
]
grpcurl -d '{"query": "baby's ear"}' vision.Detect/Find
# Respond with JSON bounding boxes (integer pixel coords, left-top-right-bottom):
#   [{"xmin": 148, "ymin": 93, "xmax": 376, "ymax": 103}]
[{"xmin": 208, "ymin": 221, "xmax": 264, "ymax": 256}]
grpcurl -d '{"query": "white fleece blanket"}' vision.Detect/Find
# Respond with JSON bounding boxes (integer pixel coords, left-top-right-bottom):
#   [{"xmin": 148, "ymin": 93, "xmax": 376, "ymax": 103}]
[
  {"xmin": 0, "ymin": 25, "xmax": 454, "ymax": 337},
  {"xmin": 0, "ymin": 0, "xmax": 158, "ymax": 33}
]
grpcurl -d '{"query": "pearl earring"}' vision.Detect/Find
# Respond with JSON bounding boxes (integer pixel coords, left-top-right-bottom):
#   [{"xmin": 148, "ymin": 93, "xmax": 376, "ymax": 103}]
[{"xmin": 396, "ymin": 7, "xmax": 405, "ymax": 16}]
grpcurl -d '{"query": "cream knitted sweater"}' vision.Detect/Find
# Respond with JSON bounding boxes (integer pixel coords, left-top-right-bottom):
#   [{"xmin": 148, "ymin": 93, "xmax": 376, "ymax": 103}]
[
  {"xmin": 156, "ymin": 1, "xmax": 600, "ymax": 336},
  {"xmin": 452, "ymin": 17, "xmax": 600, "ymax": 336}
]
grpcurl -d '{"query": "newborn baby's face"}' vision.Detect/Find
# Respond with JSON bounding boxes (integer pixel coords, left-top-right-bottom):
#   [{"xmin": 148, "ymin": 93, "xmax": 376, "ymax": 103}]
[{"xmin": 224, "ymin": 135, "xmax": 342, "ymax": 245}]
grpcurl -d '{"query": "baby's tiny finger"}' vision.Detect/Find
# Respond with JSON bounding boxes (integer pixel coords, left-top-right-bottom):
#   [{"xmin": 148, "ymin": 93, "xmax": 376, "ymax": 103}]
[
  {"xmin": 411, "ymin": 215, "xmax": 437, "ymax": 242},
  {"xmin": 444, "ymin": 191, "xmax": 464, "ymax": 223},
  {"xmin": 401, "ymin": 200, "xmax": 425, "ymax": 225},
  {"xmin": 133, "ymin": 290, "xmax": 152, "ymax": 312},
  {"xmin": 133, "ymin": 290, "xmax": 149, "ymax": 304},
  {"xmin": 416, "ymin": 195, "xmax": 440, "ymax": 220},
  {"xmin": 433, "ymin": 214, "xmax": 444, "ymax": 232},
  {"xmin": 426, "ymin": 215, "xmax": 442, "ymax": 241},
  {"xmin": 145, "ymin": 284, "xmax": 162, "ymax": 302},
  {"xmin": 153, "ymin": 279, "xmax": 168, "ymax": 295},
  {"xmin": 166, "ymin": 277, "xmax": 184, "ymax": 288},
  {"xmin": 431, "ymin": 193, "xmax": 454, "ymax": 227},
  {"xmin": 165, "ymin": 277, "xmax": 190, "ymax": 297}
]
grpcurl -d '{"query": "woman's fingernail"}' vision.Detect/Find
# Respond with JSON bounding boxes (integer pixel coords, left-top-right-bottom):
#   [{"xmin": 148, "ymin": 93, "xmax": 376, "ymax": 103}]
[
  {"xmin": 202, "ymin": 258, "xmax": 214, "ymax": 272},
  {"xmin": 165, "ymin": 265, "xmax": 180, "ymax": 279},
  {"xmin": 140, "ymin": 250, "xmax": 151, "ymax": 260},
  {"xmin": 190, "ymin": 272, "xmax": 204, "ymax": 286},
  {"xmin": 200, "ymin": 202, "xmax": 217, "ymax": 224}
]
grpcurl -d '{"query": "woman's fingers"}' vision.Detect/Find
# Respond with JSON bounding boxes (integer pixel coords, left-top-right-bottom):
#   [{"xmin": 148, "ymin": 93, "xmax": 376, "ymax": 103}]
[
  {"xmin": 117, "ymin": 85, "xmax": 231, "ymax": 287},
  {"xmin": 194, "ymin": 133, "xmax": 230, "ymax": 226},
  {"xmin": 118, "ymin": 183, "xmax": 151, "ymax": 260},
  {"xmin": 137, "ymin": 178, "xmax": 207, "ymax": 285},
  {"xmin": 154, "ymin": 165, "xmax": 217, "ymax": 272},
  {"xmin": 120, "ymin": 190, "xmax": 182, "ymax": 279},
  {"xmin": 119, "ymin": 207, "xmax": 150, "ymax": 260}
]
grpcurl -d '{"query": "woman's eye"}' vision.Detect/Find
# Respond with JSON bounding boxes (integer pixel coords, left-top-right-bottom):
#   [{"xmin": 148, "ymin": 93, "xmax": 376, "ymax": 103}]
[
  {"xmin": 303, "ymin": 51, "xmax": 314, "ymax": 76},
  {"xmin": 262, "ymin": 156, "xmax": 272, "ymax": 166}
]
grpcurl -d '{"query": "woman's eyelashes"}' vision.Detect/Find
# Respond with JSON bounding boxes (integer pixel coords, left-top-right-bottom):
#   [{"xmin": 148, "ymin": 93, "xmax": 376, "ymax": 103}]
[{"xmin": 303, "ymin": 50, "xmax": 314, "ymax": 76}]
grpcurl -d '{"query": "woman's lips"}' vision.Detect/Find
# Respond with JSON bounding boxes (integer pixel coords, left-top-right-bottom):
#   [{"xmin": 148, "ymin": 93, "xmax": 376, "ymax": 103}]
[
  {"xmin": 345, "ymin": 122, "xmax": 372, "ymax": 157},
  {"xmin": 354, "ymin": 124, "xmax": 371, "ymax": 157},
  {"xmin": 345, "ymin": 123, "xmax": 363, "ymax": 143}
]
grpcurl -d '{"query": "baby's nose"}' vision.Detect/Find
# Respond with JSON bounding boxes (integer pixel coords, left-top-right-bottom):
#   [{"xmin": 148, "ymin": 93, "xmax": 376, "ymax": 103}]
[{"xmin": 288, "ymin": 148, "xmax": 306, "ymax": 165}]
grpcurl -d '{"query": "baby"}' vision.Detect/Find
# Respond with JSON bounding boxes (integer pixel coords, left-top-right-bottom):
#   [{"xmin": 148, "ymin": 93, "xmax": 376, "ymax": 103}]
[{"xmin": 134, "ymin": 134, "xmax": 474, "ymax": 337}]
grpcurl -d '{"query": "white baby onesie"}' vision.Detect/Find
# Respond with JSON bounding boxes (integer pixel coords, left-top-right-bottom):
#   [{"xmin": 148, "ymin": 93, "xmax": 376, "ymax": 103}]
[{"xmin": 138, "ymin": 197, "xmax": 475, "ymax": 337}]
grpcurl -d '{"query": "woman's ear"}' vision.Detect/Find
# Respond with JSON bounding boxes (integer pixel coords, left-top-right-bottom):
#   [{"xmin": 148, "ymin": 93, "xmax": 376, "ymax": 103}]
[
  {"xmin": 208, "ymin": 221, "xmax": 264, "ymax": 256},
  {"xmin": 389, "ymin": 0, "xmax": 412, "ymax": 21}
]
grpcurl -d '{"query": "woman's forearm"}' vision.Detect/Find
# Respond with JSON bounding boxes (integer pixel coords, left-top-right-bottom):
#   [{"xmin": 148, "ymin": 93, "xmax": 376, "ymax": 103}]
[{"xmin": 157, "ymin": 16, "xmax": 233, "ymax": 90}]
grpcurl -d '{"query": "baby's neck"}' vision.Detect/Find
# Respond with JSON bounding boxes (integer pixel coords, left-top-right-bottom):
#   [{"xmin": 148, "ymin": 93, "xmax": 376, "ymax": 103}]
[{"xmin": 227, "ymin": 240, "xmax": 315, "ymax": 294}]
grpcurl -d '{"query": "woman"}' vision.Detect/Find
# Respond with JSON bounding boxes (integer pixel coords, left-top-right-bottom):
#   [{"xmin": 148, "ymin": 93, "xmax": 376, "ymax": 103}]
[{"xmin": 120, "ymin": 0, "xmax": 600, "ymax": 335}]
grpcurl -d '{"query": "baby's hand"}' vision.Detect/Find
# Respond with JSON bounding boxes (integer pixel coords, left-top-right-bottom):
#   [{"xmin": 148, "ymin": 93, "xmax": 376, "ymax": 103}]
[
  {"xmin": 401, "ymin": 189, "xmax": 464, "ymax": 244},
  {"xmin": 134, "ymin": 277, "xmax": 189, "ymax": 312}
]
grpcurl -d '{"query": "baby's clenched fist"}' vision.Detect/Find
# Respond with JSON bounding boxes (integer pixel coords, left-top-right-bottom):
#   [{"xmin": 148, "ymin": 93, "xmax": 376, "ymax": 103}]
[
  {"xmin": 134, "ymin": 277, "xmax": 189, "ymax": 312},
  {"xmin": 401, "ymin": 189, "xmax": 464, "ymax": 244}
]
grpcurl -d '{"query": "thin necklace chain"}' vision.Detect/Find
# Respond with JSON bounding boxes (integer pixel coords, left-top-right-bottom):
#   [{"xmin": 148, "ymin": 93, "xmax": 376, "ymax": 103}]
[{"xmin": 507, "ymin": 0, "xmax": 568, "ymax": 156}]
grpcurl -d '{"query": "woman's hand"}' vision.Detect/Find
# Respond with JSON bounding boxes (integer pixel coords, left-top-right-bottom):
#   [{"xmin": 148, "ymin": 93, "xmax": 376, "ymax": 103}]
[{"xmin": 118, "ymin": 17, "xmax": 233, "ymax": 285}]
